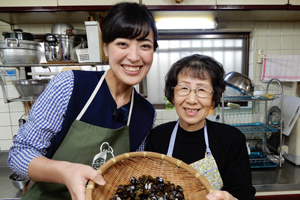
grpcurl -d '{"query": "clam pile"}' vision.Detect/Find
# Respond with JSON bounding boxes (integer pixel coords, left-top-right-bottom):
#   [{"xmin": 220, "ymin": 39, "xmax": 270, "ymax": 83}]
[{"xmin": 111, "ymin": 175, "xmax": 185, "ymax": 200}]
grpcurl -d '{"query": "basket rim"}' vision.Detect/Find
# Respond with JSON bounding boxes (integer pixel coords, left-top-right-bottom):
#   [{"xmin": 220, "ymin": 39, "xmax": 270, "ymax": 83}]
[{"xmin": 86, "ymin": 151, "xmax": 214, "ymax": 200}]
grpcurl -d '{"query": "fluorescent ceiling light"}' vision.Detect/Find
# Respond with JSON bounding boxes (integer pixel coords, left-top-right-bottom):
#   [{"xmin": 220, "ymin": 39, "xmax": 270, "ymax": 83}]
[{"xmin": 156, "ymin": 18, "xmax": 217, "ymax": 30}]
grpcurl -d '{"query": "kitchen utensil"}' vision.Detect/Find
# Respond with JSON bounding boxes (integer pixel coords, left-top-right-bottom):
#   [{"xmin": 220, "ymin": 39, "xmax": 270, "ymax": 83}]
[
  {"xmin": 270, "ymin": 95, "xmax": 300, "ymax": 136},
  {"xmin": 76, "ymin": 21, "xmax": 103, "ymax": 63},
  {"xmin": 2, "ymin": 29, "xmax": 34, "ymax": 41},
  {"xmin": 44, "ymin": 32, "xmax": 84, "ymax": 62},
  {"xmin": 86, "ymin": 151, "xmax": 213, "ymax": 200},
  {"xmin": 12, "ymin": 79, "xmax": 50, "ymax": 98},
  {"xmin": 224, "ymin": 71, "xmax": 255, "ymax": 96},
  {"xmin": 268, "ymin": 106, "xmax": 281, "ymax": 125},
  {"xmin": 249, "ymin": 152, "xmax": 278, "ymax": 168},
  {"xmin": 51, "ymin": 23, "xmax": 74, "ymax": 35},
  {"xmin": 9, "ymin": 172, "xmax": 28, "ymax": 190},
  {"xmin": 0, "ymin": 38, "xmax": 41, "ymax": 64}
]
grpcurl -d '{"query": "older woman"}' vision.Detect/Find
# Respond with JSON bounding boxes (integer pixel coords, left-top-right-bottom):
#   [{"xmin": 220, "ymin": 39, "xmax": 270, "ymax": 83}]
[{"xmin": 145, "ymin": 54, "xmax": 256, "ymax": 200}]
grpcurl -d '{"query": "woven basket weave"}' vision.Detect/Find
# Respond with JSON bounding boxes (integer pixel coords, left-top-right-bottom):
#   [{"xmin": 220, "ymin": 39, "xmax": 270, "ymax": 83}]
[{"xmin": 86, "ymin": 151, "xmax": 214, "ymax": 200}]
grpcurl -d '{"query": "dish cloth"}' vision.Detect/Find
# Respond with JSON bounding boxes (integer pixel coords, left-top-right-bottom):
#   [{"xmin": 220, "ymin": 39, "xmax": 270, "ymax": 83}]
[{"xmin": 261, "ymin": 55, "xmax": 300, "ymax": 82}]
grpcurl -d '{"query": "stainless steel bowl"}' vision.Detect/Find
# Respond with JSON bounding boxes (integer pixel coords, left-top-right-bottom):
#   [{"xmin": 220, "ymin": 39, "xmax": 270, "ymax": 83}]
[
  {"xmin": 12, "ymin": 79, "xmax": 50, "ymax": 98},
  {"xmin": 9, "ymin": 172, "xmax": 28, "ymax": 190},
  {"xmin": 224, "ymin": 71, "xmax": 255, "ymax": 95}
]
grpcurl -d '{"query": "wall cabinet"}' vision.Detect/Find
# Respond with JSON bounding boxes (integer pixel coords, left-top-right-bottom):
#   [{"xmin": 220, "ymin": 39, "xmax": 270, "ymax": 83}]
[
  {"xmin": 290, "ymin": 0, "xmax": 300, "ymax": 5},
  {"xmin": 216, "ymin": 0, "xmax": 288, "ymax": 5},
  {"xmin": 142, "ymin": 0, "xmax": 216, "ymax": 6},
  {"xmin": 58, "ymin": 0, "xmax": 138, "ymax": 6},
  {"xmin": 0, "ymin": 0, "xmax": 57, "ymax": 7}
]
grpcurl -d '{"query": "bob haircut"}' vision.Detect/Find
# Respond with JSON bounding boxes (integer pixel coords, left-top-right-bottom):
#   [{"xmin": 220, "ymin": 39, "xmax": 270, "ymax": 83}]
[
  {"xmin": 165, "ymin": 54, "xmax": 226, "ymax": 108},
  {"xmin": 102, "ymin": 2, "xmax": 158, "ymax": 51}
]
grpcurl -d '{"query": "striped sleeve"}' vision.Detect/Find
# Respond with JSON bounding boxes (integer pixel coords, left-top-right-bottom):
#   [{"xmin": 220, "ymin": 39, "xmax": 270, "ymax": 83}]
[
  {"xmin": 136, "ymin": 109, "xmax": 157, "ymax": 151},
  {"xmin": 7, "ymin": 70, "xmax": 74, "ymax": 179}
]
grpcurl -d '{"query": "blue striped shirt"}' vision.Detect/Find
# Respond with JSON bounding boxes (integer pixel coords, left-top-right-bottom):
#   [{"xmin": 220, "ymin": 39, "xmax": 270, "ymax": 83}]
[
  {"xmin": 8, "ymin": 70, "xmax": 155, "ymax": 179},
  {"xmin": 8, "ymin": 70, "xmax": 74, "ymax": 178}
]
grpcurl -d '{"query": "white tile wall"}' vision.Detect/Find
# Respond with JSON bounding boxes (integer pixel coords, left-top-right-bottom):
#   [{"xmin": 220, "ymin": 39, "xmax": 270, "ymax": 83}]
[
  {"xmin": 154, "ymin": 109, "xmax": 179, "ymax": 126},
  {"xmin": 1, "ymin": 20, "xmax": 300, "ymax": 150}
]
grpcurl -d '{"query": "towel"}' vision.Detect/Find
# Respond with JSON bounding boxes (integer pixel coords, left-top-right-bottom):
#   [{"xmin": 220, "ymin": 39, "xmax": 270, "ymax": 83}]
[{"xmin": 261, "ymin": 54, "xmax": 300, "ymax": 82}]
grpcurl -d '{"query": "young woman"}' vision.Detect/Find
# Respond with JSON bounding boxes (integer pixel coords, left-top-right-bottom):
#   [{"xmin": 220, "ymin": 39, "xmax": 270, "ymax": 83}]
[
  {"xmin": 145, "ymin": 54, "xmax": 256, "ymax": 200},
  {"xmin": 8, "ymin": 2, "xmax": 158, "ymax": 200}
]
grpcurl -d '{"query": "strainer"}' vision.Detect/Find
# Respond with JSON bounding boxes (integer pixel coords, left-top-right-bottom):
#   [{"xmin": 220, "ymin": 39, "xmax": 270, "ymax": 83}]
[{"xmin": 12, "ymin": 79, "xmax": 50, "ymax": 98}]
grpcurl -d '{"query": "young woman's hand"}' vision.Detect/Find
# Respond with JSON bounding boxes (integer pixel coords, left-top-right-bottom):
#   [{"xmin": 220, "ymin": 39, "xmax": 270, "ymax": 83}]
[
  {"xmin": 28, "ymin": 157, "xmax": 105, "ymax": 200},
  {"xmin": 60, "ymin": 162, "xmax": 105, "ymax": 200},
  {"xmin": 206, "ymin": 190, "xmax": 238, "ymax": 200}
]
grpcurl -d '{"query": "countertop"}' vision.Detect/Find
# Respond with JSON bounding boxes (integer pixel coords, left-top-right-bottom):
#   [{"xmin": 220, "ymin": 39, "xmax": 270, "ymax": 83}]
[
  {"xmin": 252, "ymin": 158, "xmax": 300, "ymax": 195},
  {"xmin": 1, "ymin": 151, "xmax": 300, "ymax": 199}
]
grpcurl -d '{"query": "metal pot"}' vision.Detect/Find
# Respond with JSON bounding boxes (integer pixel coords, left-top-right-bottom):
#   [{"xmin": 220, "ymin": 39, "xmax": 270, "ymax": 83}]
[
  {"xmin": 51, "ymin": 23, "xmax": 74, "ymax": 35},
  {"xmin": 2, "ymin": 29, "xmax": 34, "ymax": 41},
  {"xmin": 44, "ymin": 33, "xmax": 83, "ymax": 62},
  {"xmin": 0, "ymin": 38, "xmax": 41, "ymax": 64}
]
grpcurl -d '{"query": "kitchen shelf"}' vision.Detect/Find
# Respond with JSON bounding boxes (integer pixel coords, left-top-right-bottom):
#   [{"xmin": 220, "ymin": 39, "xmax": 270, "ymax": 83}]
[
  {"xmin": 223, "ymin": 95, "xmax": 274, "ymax": 101},
  {"xmin": 249, "ymin": 152, "xmax": 278, "ymax": 168},
  {"xmin": 0, "ymin": 62, "xmax": 108, "ymax": 103},
  {"xmin": 4, "ymin": 96, "xmax": 39, "ymax": 102},
  {"xmin": 0, "ymin": 62, "xmax": 108, "ymax": 67},
  {"xmin": 221, "ymin": 78, "xmax": 284, "ymax": 168},
  {"xmin": 229, "ymin": 122, "xmax": 279, "ymax": 133}
]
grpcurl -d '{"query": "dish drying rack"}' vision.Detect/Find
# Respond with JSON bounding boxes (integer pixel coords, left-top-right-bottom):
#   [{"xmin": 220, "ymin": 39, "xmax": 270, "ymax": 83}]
[
  {"xmin": 247, "ymin": 139, "xmax": 284, "ymax": 168},
  {"xmin": 221, "ymin": 78, "xmax": 284, "ymax": 168}
]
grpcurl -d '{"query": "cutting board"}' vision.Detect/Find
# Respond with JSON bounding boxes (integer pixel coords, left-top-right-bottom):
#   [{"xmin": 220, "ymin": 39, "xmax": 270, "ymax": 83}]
[{"xmin": 270, "ymin": 95, "xmax": 300, "ymax": 136}]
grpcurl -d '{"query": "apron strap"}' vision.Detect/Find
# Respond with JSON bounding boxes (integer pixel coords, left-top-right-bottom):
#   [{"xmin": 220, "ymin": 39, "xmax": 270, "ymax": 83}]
[
  {"xmin": 167, "ymin": 120, "xmax": 179, "ymax": 156},
  {"xmin": 76, "ymin": 70, "xmax": 135, "ymax": 126},
  {"xmin": 127, "ymin": 90, "xmax": 134, "ymax": 126},
  {"xmin": 203, "ymin": 121, "xmax": 211, "ymax": 156},
  {"xmin": 76, "ymin": 70, "xmax": 108, "ymax": 120},
  {"xmin": 167, "ymin": 120, "xmax": 211, "ymax": 157}
]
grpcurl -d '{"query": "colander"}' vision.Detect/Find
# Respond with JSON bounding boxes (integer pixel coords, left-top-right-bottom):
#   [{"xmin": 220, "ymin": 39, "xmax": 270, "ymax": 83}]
[{"xmin": 12, "ymin": 79, "xmax": 50, "ymax": 98}]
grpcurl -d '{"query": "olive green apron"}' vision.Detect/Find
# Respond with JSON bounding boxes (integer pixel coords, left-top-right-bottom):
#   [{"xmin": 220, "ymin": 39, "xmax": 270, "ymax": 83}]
[
  {"xmin": 167, "ymin": 120, "xmax": 223, "ymax": 191},
  {"xmin": 22, "ymin": 70, "xmax": 134, "ymax": 200}
]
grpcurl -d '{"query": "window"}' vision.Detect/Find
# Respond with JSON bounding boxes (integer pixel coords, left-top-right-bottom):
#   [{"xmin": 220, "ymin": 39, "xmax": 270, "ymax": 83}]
[{"xmin": 146, "ymin": 32, "xmax": 250, "ymax": 105}]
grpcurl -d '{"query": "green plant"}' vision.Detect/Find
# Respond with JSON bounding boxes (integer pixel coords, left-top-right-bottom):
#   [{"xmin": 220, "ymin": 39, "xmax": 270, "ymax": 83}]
[{"xmin": 164, "ymin": 97, "xmax": 175, "ymax": 110}]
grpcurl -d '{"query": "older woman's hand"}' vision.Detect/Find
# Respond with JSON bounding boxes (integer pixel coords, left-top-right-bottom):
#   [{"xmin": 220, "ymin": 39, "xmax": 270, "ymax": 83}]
[{"xmin": 206, "ymin": 190, "xmax": 238, "ymax": 200}]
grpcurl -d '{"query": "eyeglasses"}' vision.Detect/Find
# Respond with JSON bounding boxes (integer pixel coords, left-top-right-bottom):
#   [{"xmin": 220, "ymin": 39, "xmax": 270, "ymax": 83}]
[{"xmin": 172, "ymin": 85, "xmax": 214, "ymax": 98}]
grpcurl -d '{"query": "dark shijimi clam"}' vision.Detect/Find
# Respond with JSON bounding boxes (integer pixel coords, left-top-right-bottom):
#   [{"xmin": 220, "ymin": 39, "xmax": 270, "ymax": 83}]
[{"xmin": 111, "ymin": 175, "xmax": 186, "ymax": 200}]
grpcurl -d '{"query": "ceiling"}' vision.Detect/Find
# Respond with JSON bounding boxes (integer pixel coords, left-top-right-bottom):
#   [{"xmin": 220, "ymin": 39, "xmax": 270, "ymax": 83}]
[{"xmin": 0, "ymin": 10, "xmax": 300, "ymax": 25}]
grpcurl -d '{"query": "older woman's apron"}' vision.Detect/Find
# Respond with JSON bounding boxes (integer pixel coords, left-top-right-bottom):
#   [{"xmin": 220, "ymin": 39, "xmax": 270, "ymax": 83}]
[
  {"xmin": 167, "ymin": 120, "xmax": 223, "ymax": 190},
  {"xmin": 22, "ymin": 70, "xmax": 134, "ymax": 200}
]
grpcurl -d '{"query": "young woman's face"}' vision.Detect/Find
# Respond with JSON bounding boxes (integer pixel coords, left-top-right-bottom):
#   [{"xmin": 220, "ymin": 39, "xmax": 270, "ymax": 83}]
[
  {"xmin": 103, "ymin": 30, "xmax": 155, "ymax": 86},
  {"xmin": 173, "ymin": 72, "xmax": 214, "ymax": 131}
]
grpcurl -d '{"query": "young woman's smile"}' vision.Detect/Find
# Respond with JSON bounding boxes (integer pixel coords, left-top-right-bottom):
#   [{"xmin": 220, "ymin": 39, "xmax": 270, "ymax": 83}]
[{"xmin": 104, "ymin": 30, "xmax": 154, "ymax": 86}]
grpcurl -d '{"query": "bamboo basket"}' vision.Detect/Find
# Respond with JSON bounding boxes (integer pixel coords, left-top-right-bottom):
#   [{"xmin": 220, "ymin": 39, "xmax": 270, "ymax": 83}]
[{"xmin": 86, "ymin": 151, "xmax": 214, "ymax": 200}]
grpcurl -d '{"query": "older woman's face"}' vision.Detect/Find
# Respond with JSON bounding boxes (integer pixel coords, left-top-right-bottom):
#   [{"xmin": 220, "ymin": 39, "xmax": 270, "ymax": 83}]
[{"xmin": 173, "ymin": 72, "xmax": 214, "ymax": 132}]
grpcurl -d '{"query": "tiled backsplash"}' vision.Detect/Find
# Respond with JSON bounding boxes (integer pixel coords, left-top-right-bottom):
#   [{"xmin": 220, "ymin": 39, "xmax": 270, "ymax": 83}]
[
  {"xmin": 1, "ymin": 21, "xmax": 300, "ymax": 150},
  {"xmin": 155, "ymin": 109, "xmax": 178, "ymax": 126}
]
